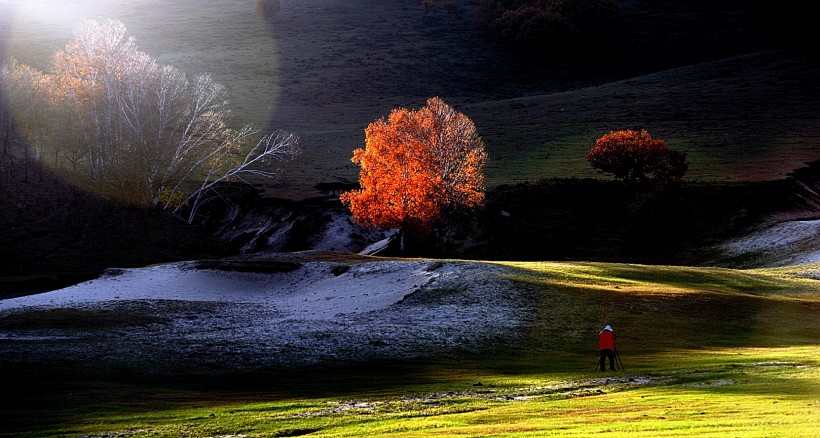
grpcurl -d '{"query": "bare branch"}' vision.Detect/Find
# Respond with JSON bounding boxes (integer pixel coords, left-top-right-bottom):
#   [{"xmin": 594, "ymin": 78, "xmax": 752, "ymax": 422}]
[{"xmin": 179, "ymin": 130, "xmax": 300, "ymax": 223}]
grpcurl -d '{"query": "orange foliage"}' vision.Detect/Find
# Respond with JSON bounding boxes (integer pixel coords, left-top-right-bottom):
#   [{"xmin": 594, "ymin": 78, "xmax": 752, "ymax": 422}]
[
  {"xmin": 587, "ymin": 129, "xmax": 688, "ymax": 185},
  {"xmin": 49, "ymin": 20, "xmax": 132, "ymax": 109},
  {"xmin": 341, "ymin": 97, "xmax": 487, "ymax": 237}
]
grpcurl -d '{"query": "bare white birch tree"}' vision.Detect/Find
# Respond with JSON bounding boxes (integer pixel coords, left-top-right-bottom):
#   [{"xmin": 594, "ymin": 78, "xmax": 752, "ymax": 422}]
[
  {"xmin": 3, "ymin": 19, "xmax": 299, "ymax": 214},
  {"xmin": 1, "ymin": 60, "xmax": 51, "ymax": 180}
]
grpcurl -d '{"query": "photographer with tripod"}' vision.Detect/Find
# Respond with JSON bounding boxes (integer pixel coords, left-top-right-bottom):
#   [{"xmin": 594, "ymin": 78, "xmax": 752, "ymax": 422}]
[{"xmin": 597, "ymin": 325, "xmax": 622, "ymax": 372}]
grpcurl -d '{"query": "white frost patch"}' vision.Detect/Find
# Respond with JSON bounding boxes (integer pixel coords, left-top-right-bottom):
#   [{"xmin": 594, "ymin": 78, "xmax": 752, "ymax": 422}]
[
  {"xmin": 311, "ymin": 212, "xmax": 375, "ymax": 253},
  {"xmin": 359, "ymin": 233, "xmax": 396, "ymax": 256},
  {"xmin": 722, "ymin": 220, "xmax": 820, "ymax": 254},
  {"xmin": 788, "ymin": 249, "xmax": 820, "ymax": 266},
  {"xmin": 719, "ymin": 219, "xmax": 820, "ymax": 266},
  {"xmin": 0, "ymin": 261, "xmax": 434, "ymax": 320},
  {"xmin": 0, "ymin": 259, "xmax": 527, "ymax": 371}
]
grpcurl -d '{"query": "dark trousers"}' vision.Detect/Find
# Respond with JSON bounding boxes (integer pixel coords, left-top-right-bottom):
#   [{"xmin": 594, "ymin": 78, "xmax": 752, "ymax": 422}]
[{"xmin": 599, "ymin": 349, "xmax": 615, "ymax": 371}]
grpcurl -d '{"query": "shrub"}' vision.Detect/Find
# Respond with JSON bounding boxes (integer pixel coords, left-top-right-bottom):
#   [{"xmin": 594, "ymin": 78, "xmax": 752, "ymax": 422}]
[
  {"xmin": 497, "ymin": 6, "xmax": 579, "ymax": 49},
  {"xmin": 476, "ymin": 0, "xmax": 621, "ymax": 53}
]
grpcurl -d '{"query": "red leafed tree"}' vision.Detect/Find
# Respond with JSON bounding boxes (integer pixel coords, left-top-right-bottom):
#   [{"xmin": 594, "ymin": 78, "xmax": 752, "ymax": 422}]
[
  {"xmin": 341, "ymin": 97, "xmax": 488, "ymax": 251},
  {"xmin": 586, "ymin": 129, "xmax": 687, "ymax": 186}
]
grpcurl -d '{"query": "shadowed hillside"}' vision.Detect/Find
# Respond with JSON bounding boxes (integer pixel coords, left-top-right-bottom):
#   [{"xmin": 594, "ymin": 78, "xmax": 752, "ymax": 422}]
[
  {"xmin": 0, "ymin": 157, "xmax": 234, "ymax": 297},
  {"xmin": 1, "ymin": 0, "xmax": 819, "ymax": 292},
  {"xmin": 259, "ymin": 0, "xmax": 818, "ymax": 197}
]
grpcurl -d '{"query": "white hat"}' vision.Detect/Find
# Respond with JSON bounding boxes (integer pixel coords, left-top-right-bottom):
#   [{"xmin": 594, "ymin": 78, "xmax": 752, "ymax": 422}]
[{"xmin": 604, "ymin": 325, "xmax": 612, "ymax": 332}]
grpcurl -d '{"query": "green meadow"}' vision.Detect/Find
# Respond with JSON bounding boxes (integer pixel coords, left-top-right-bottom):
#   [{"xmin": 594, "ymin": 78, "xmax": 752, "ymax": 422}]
[{"xmin": 2, "ymin": 260, "xmax": 818, "ymax": 437}]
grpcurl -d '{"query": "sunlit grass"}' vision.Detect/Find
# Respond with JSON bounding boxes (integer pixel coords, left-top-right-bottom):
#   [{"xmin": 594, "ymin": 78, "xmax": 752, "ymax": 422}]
[
  {"xmin": 3, "ymin": 260, "xmax": 819, "ymax": 437},
  {"xmin": 50, "ymin": 348, "xmax": 818, "ymax": 437},
  {"xmin": 497, "ymin": 260, "xmax": 820, "ymax": 297}
]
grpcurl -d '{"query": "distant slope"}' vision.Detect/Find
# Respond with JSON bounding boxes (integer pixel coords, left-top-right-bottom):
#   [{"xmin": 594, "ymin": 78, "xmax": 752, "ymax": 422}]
[
  {"xmin": 271, "ymin": 48, "xmax": 820, "ymax": 197},
  {"xmin": 4, "ymin": 0, "xmax": 814, "ymax": 198},
  {"xmin": 465, "ymin": 51, "xmax": 820, "ymax": 187},
  {"xmin": 222, "ymin": 0, "xmax": 812, "ymax": 198}
]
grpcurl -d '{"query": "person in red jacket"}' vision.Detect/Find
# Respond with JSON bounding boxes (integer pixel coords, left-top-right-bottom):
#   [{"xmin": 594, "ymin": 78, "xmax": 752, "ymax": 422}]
[{"xmin": 598, "ymin": 325, "xmax": 616, "ymax": 371}]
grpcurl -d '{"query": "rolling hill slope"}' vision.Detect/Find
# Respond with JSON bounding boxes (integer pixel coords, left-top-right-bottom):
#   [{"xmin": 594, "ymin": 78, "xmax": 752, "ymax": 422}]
[{"xmin": 1, "ymin": 253, "xmax": 818, "ymax": 375}]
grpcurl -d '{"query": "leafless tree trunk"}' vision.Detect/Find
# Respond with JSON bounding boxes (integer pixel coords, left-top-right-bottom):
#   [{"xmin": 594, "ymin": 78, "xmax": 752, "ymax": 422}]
[{"xmin": 1, "ymin": 98, "xmax": 10, "ymax": 157}]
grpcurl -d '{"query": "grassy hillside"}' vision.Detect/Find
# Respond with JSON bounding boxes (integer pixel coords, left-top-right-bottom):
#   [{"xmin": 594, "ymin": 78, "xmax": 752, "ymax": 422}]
[
  {"xmin": 1, "ymin": 257, "xmax": 818, "ymax": 437},
  {"xmin": 466, "ymin": 51, "xmax": 820, "ymax": 187},
  {"xmin": 4, "ymin": 0, "xmax": 817, "ymax": 198},
  {"xmin": 2, "ymin": 0, "xmax": 818, "ymax": 275}
]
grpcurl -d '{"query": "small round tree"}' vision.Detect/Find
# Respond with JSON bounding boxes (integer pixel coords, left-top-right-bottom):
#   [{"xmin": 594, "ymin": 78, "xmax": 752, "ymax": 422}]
[{"xmin": 586, "ymin": 129, "xmax": 688, "ymax": 186}]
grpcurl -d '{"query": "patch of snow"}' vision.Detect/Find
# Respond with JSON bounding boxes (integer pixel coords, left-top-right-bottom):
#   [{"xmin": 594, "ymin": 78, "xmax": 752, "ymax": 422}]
[
  {"xmin": 0, "ymin": 261, "xmax": 434, "ymax": 319},
  {"xmin": 722, "ymin": 220, "xmax": 820, "ymax": 254},
  {"xmin": 210, "ymin": 201, "xmax": 387, "ymax": 255},
  {"xmin": 718, "ymin": 219, "xmax": 820, "ymax": 266},
  {"xmin": 0, "ymin": 259, "xmax": 531, "ymax": 373},
  {"xmin": 788, "ymin": 249, "xmax": 820, "ymax": 265},
  {"xmin": 311, "ymin": 212, "xmax": 381, "ymax": 253}
]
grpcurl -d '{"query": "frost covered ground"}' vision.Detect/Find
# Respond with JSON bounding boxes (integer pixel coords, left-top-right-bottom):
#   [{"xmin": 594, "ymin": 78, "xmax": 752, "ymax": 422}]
[
  {"xmin": 0, "ymin": 255, "xmax": 531, "ymax": 374},
  {"xmin": 717, "ymin": 219, "xmax": 820, "ymax": 267},
  {"xmin": 4, "ymin": 212, "xmax": 819, "ymax": 376}
]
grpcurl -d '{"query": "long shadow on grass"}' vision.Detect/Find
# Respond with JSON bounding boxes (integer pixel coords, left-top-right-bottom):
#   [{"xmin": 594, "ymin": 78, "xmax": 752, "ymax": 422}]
[{"xmin": 0, "ymin": 358, "xmax": 474, "ymax": 437}]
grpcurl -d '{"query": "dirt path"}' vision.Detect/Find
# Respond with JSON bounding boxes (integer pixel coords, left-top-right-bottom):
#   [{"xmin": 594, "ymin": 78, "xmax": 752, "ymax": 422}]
[{"xmin": 288, "ymin": 363, "xmax": 813, "ymax": 418}]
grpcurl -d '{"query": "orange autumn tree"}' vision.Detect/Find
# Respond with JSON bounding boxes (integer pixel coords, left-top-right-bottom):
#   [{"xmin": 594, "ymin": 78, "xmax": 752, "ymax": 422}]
[
  {"xmin": 587, "ymin": 129, "xmax": 688, "ymax": 186},
  {"xmin": 341, "ymin": 97, "xmax": 488, "ymax": 252}
]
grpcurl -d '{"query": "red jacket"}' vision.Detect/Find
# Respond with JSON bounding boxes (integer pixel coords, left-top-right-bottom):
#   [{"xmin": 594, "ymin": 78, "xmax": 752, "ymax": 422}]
[{"xmin": 598, "ymin": 330, "xmax": 615, "ymax": 351}]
